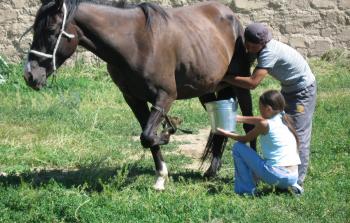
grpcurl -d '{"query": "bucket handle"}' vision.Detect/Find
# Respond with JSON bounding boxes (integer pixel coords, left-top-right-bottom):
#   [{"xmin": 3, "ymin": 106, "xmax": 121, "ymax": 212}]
[{"xmin": 229, "ymin": 98, "xmax": 237, "ymax": 110}]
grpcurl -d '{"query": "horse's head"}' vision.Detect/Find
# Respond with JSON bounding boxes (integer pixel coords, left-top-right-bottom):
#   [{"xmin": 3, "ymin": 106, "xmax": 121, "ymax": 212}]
[{"xmin": 24, "ymin": 0, "xmax": 78, "ymax": 90}]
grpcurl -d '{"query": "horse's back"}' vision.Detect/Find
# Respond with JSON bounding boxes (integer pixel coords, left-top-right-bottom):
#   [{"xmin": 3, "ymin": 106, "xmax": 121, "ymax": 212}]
[
  {"xmin": 169, "ymin": 1, "xmax": 237, "ymax": 43},
  {"xmin": 170, "ymin": 1, "xmax": 234, "ymax": 18}
]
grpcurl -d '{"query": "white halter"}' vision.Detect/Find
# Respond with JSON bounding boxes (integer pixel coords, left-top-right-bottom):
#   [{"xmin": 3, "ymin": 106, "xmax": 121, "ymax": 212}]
[{"xmin": 29, "ymin": 2, "xmax": 75, "ymax": 71}]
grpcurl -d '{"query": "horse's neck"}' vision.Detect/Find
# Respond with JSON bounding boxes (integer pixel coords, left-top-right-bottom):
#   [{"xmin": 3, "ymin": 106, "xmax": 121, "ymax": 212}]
[{"xmin": 73, "ymin": 3, "xmax": 141, "ymax": 62}]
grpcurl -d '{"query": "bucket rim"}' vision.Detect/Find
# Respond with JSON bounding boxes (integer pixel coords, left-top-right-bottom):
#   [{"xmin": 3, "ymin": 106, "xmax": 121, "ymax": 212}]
[{"xmin": 204, "ymin": 98, "xmax": 236, "ymax": 106}]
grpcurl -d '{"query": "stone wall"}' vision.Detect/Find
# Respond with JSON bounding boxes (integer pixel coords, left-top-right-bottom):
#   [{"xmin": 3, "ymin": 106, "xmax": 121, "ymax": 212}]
[
  {"xmin": 1, "ymin": 0, "xmax": 349, "ymax": 63},
  {"xmin": 232, "ymin": 0, "xmax": 350, "ymax": 57}
]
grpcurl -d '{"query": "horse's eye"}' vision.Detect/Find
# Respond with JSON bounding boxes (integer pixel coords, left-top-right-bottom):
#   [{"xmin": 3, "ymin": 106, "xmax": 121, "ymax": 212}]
[{"xmin": 47, "ymin": 26, "xmax": 57, "ymax": 33}]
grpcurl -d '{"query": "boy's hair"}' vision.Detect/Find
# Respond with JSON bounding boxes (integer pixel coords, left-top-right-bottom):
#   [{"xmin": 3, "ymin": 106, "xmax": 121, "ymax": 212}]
[{"xmin": 259, "ymin": 90, "xmax": 299, "ymax": 149}]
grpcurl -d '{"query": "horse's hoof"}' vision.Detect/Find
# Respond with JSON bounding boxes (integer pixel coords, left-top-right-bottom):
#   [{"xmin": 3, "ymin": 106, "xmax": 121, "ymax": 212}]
[
  {"xmin": 153, "ymin": 162, "xmax": 168, "ymax": 191},
  {"xmin": 203, "ymin": 157, "xmax": 222, "ymax": 179},
  {"xmin": 203, "ymin": 169, "xmax": 217, "ymax": 179},
  {"xmin": 153, "ymin": 184, "xmax": 165, "ymax": 191},
  {"xmin": 153, "ymin": 176, "xmax": 167, "ymax": 191}
]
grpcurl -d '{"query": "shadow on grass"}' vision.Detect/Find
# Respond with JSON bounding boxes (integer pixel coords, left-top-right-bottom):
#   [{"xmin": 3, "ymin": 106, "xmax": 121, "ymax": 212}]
[
  {"xmin": 0, "ymin": 159, "xmax": 239, "ymax": 194},
  {"xmin": 171, "ymin": 170, "xmax": 204, "ymax": 183},
  {"xmin": 236, "ymin": 186, "xmax": 299, "ymax": 197},
  {"xmin": 171, "ymin": 170, "xmax": 237, "ymax": 195},
  {"xmin": 0, "ymin": 162, "xmax": 155, "ymax": 192},
  {"xmin": 255, "ymin": 187, "xmax": 300, "ymax": 197},
  {"xmin": 0, "ymin": 163, "xmax": 221, "ymax": 192},
  {"xmin": 204, "ymin": 179, "xmax": 298, "ymax": 197}
]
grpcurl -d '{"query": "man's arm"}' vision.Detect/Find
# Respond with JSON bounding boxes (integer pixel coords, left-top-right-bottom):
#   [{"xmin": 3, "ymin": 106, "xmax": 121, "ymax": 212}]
[{"xmin": 223, "ymin": 68, "xmax": 269, "ymax": 90}]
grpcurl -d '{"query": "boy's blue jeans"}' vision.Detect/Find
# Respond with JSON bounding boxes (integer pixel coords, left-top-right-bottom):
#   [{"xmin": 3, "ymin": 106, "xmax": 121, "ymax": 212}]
[{"xmin": 232, "ymin": 142, "xmax": 299, "ymax": 195}]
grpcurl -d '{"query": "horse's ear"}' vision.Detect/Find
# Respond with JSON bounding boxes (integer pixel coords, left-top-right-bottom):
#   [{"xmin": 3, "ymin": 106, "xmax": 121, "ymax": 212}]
[
  {"xmin": 40, "ymin": 0, "xmax": 53, "ymax": 5},
  {"xmin": 54, "ymin": 0, "xmax": 64, "ymax": 10},
  {"xmin": 39, "ymin": 0, "xmax": 57, "ymax": 13}
]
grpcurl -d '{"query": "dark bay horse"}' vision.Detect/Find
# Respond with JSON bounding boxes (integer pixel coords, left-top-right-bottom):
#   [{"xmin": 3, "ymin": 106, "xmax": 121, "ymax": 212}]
[{"xmin": 23, "ymin": 0, "xmax": 255, "ymax": 190}]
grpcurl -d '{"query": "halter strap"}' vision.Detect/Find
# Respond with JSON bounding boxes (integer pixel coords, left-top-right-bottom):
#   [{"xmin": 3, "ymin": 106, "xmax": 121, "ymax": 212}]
[
  {"xmin": 152, "ymin": 105, "xmax": 193, "ymax": 134},
  {"xmin": 29, "ymin": 50, "xmax": 53, "ymax": 59},
  {"xmin": 29, "ymin": 2, "xmax": 75, "ymax": 71},
  {"xmin": 151, "ymin": 105, "xmax": 165, "ymax": 115}
]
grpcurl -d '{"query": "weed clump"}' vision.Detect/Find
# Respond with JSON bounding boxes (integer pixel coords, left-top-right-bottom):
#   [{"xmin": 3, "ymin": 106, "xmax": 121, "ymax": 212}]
[
  {"xmin": 0, "ymin": 55, "xmax": 9, "ymax": 84},
  {"xmin": 321, "ymin": 49, "xmax": 350, "ymax": 71}
]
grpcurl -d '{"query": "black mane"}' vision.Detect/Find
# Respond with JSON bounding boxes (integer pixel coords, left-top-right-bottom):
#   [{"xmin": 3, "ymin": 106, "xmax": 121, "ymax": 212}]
[{"xmin": 34, "ymin": 0, "xmax": 168, "ymax": 34}]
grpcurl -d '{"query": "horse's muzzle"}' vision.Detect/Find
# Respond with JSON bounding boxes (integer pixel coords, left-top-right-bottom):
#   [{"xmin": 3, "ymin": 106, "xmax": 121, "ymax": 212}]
[{"xmin": 23, "ymin": 62, "xmax": 47, "ymax": 90}]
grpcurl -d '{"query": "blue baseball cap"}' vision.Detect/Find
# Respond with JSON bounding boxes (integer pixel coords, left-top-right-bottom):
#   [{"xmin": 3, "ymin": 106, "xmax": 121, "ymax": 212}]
[{"xmin": 244, "ymin": 23, "xmax": 272, "ymax": 44}]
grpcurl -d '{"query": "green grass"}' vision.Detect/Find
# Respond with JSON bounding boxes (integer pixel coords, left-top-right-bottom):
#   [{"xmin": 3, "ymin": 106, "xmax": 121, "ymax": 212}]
[{"xmin": 0, "ymin": 55, "xmax": 349, "ymax": 222}]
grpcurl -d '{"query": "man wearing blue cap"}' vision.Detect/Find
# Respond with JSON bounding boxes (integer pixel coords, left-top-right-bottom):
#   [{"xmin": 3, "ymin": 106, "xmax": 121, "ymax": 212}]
[{"xmin": 222, "ymin": 23, "xmax": 317, "ymax": 191}]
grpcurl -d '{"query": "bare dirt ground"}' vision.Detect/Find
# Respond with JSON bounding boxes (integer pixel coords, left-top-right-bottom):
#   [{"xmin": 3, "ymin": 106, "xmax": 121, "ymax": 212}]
[
  {"xmin": 131, "ymin": 128, "xmax": 212, "ymax": 171},
  {"xmin": 170, "ymin": 128, "xmax": 211, "ymax": 170}
]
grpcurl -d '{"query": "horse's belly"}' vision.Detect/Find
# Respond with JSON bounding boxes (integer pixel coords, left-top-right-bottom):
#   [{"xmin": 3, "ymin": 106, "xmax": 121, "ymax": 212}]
[
  {"xmin": 108, "ymin": 66, "xmax": 159, "ymax": 102},
  {"xmin": 173, "ymin": 56, "xmax": 229, "ymax": 99},
  {"xmin": 174, "ymin": 72, "xmax": 225, "ymax": 99},
  {"xmin": 175, "ymin": 87, "xmax": 211, "ymax": 99},
  {"xmin": 119, "ymin": 74, "xmax": 222, "ymax": 101},
  {"xmin": 122, "ymin": 79, "xmax": 159, "ymax": 101}
]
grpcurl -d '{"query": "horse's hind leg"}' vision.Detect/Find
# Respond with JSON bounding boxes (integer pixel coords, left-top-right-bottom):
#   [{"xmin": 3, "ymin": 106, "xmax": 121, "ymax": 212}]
[
  {"xmin": 199, "ymin": 86, "xmax": 255, "ymax": 178},
  {"xmin": 199, "ymin": 93, "xmax": 227, "ymax": 178},
  {"xmin": 203, "ymin": 133, "xmax": 227, "ymax": 178},
  {"xmin": 235, "ymin": 86, "xmax": 256, "ymax": 149},
  {"xmin": 122, "ymin": 93, "xmax": 168, "ymax": 190}
]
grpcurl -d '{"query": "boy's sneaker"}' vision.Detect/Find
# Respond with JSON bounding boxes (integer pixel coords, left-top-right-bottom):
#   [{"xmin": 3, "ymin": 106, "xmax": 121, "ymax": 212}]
[{"xmin": 290, "ymin": 183, "xmax": 304, "ymax": 195}]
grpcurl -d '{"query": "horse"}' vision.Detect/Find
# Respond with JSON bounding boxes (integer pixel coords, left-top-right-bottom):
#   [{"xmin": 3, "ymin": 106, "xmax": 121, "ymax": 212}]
[{"xmin": 23, "ymin": 0, "xmax": 256, "ymax": 190}]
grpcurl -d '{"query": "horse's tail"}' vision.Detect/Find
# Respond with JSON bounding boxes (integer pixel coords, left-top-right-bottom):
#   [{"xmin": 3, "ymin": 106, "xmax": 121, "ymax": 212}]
[{"xmin": 200, "ymin": 132, "xmax": 228, "ymax": 168}]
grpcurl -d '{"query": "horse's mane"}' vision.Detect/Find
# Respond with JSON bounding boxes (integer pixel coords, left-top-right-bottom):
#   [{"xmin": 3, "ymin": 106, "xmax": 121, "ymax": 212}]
[
  {"xmin": 34, "ymin": 0, "xmax": 168, "ymax": 33},
  {"xmin": 231, "ymin": 15, "xmax": 254, "ymax": 71}
]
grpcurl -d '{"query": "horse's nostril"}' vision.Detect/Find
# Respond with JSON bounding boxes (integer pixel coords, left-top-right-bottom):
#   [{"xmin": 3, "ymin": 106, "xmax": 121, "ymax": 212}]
[
  {"xmin": 29, "ymin": 73, "xmax": 34, "ymax": 82},
  {"xmin": 24, "ymin": 71, "xmax": 35, "ymax": 85}
]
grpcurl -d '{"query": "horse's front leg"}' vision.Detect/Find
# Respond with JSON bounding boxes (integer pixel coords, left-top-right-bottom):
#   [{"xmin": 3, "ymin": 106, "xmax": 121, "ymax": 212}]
[
  {"xmin": 140, "ymin": 90, "xmax": 176, "ymax": 148},
  {"xmin": 140, "ymin": 90, "xmax": 175, "ymax": 190},
  {"xmin": 150, "ymin": 145, "xmax": 168, "ymax": 190},
  {"xmin": 122, "ymin": 93, "xmax": 168, "ymax": 190}
]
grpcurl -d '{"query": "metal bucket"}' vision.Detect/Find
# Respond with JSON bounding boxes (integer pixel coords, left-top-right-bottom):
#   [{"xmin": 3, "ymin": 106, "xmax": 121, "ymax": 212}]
[{"xmin": 205, "ymin": 98, "xmax": 237, "ymax": 133}]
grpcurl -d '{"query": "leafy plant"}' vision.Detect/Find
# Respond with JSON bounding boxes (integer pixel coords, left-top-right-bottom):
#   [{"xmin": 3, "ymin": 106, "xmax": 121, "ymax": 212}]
[
  {"xmin": 0, "ymin": 55, "xmax": 9, "ymax": 84},
  {"xmin": 321, "ymin": 49, "xmax": 350, "ymax": 71}
]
